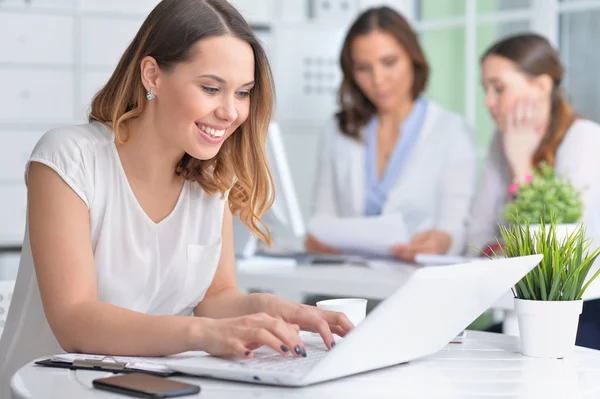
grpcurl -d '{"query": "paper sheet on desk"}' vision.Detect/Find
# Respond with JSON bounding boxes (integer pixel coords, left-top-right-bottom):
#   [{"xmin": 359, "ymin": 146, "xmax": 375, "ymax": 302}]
[
  {"xmin": 52, "ymin": 351, "xmax": 208, "ymax": 373},
  {"xmin": 308, "ymin": 214, "xmax": 409, "ymax": 256}
]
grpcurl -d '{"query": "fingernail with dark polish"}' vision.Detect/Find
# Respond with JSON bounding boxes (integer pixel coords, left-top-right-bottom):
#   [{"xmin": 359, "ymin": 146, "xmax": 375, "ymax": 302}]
[
  {"xmin": 245, "ymin": 351, "xmax": 251, "ymax": 356},
  {"xmin": 281, "ymin": 345, "xmax": 289, "ymax": 352},
  {"xmin": 294, "ymin": 345, "xmax": 307, "ymax": 357},
  {"xmin": 294, "ymin": 346, "xmax": 307, "ymax": 357},
  {"xmin": 331, "ymin": 342, "xmax": 336, "ymax": 348}
]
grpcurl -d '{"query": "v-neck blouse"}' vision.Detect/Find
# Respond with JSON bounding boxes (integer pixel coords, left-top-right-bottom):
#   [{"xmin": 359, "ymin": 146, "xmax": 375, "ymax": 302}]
[{"xmin": 0, "ymin": 122, "xmax": 226, "ymax": 389}]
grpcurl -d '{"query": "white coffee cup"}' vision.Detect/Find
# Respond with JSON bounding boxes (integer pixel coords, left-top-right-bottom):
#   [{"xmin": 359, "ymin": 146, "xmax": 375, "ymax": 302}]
[{"xmin": 316, "ymin": 298, "xmax": 368, "ymax": 327}]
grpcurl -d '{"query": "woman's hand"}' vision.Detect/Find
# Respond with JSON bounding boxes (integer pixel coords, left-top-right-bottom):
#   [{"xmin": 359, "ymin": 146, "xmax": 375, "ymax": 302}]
[
  {"xmin": 262, "ymin": 295, "xmax": 354, "ymax": 349},
  {"xmin": 502, "ymin": 97, "xmax": 546, "ymax": 183},
  {"xmin": 390, "ymin": 230, "xmax": 451, "ymax": 262},
  {"xmin": 304, "ymin": 234, "xmax": 340, "ymax": 255},
  {"xmin": 196, "ymin": 295, "xmax": 354, "ymax": 359},
  {"xmin": 197, "ymin": 313, "xmax": 306, "ymax": 359}
]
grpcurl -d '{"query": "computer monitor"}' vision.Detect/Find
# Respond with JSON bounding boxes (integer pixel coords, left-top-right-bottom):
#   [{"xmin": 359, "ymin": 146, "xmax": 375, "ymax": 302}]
[{"xmin": 233, "ymin": 122, "xmax": 306, "ymax": 258}]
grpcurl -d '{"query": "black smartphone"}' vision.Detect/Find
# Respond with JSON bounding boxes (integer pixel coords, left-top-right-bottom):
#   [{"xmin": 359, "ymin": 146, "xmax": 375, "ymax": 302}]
[{"xmin": 92, "ymin": 373, "xmax": 200, "ymax": 398}]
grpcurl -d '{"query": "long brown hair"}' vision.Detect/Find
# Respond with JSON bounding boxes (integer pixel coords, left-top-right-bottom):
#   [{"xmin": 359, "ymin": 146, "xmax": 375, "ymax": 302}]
[
  {"xmin": 482, "ymin": 33, "xmax": 576, "ymax": 167},
  {"xmin": 336, "ymin": 6, "xmax": 429, "ymax": 139},
  {"xmin": 89, "ymin": 0, "xmax": 275, "ymax": 243}
]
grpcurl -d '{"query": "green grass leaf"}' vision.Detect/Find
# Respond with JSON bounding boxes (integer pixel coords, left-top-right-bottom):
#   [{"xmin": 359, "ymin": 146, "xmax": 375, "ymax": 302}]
[{"xmin": 495, "ymin": 210, "xmax": 600, "ymax": 302}]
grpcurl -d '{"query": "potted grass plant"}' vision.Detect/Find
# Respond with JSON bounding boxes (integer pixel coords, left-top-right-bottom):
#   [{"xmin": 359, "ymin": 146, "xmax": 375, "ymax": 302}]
[
  {"xmin": 494, "ymin": 215, "xmax": 600, "ymax": 358},
  {"xmin": 503, "ymin": 162, "xmax": 583, "ymax": 242}
]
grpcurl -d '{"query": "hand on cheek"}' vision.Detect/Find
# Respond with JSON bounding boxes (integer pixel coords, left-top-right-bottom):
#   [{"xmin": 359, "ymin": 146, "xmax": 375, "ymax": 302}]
[{"xmin": 502, "ymin": 97, "xmax": 545, "ymax": 182}]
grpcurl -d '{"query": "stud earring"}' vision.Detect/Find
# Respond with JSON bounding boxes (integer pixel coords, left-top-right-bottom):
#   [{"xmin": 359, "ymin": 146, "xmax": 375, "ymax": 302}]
[{"xmin": 146, "ymin": 88, "xmax": 155, "ymax": 101}]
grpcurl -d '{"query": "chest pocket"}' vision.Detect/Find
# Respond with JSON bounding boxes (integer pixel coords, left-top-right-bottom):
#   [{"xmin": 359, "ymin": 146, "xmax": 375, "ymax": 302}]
[{"xmin": 175, "ymin": 243, "xmax": 222, "ymax": 314}]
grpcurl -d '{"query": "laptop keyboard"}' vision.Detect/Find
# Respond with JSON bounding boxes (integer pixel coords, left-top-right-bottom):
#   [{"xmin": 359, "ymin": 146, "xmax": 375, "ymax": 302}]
[{"xmin": 229, "ymin": 342, "xmax": 329, "ymax": 373}]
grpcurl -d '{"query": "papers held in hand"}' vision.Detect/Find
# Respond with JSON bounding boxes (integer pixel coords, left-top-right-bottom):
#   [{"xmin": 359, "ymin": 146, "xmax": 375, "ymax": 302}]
[{"xmin": 308, "ymin": 214, "xmax": 409, "ymax": 257}]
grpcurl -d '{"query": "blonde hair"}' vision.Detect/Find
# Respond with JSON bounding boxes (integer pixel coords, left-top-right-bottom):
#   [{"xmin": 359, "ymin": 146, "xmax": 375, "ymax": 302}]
[{"xmin": 89, "ymin": 0, "xmax": 275, "ymax": 243}]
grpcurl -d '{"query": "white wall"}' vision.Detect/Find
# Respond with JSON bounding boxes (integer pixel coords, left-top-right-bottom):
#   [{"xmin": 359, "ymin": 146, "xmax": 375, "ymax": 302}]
[{"xmin": 0, "ymin": 0, "xmax": 162, "ymax": 248}]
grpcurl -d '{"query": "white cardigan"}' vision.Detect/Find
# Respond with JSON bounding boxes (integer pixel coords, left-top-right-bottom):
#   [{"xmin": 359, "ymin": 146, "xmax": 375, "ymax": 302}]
[
  {"xmin": 310, "ymin": 101, "xmax": 478, "ymax": 255},
  {"xmin": 466, "ymin": 119, "xmax": 600, "ymax": 254}
]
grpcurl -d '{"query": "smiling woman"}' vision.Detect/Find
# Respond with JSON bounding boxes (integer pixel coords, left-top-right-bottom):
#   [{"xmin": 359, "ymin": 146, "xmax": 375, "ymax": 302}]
[
  {"xmin": 89, "ymin": 1, "xmax": 273, "ymax": 241},
  {"xmin": 0, "ymin": 0, "xmax": 354, "ymax": 394}
]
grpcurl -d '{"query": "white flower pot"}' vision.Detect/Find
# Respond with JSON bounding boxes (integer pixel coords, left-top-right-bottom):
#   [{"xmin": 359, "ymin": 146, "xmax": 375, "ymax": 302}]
[
  {"xmin": 528, "ymin": 223, "xmax": 578, "ymax": 242},
  {"xmin": 514, "ymin": 298, "xmax": 583, "ymax": 358}
]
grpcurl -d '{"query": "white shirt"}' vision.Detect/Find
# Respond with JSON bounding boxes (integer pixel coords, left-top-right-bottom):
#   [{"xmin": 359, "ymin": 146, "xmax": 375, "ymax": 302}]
[
  {"xmin": 466, "ymin": 119, "xmax": 600, "ymax": 254},
  {"xmin": 0, "ymin": 122, "xmax": 226, "ymax": 393},
  {"xmin": 310, "ymin": 101, "xmax": 478, "ymax": 254}
]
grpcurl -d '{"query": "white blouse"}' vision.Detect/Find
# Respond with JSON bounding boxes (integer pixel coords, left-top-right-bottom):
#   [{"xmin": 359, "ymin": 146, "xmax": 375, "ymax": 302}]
[
  {"xmin": 310, "ymin": 101, "xmax": 478, "ymax": 254},
  {"xmin": 466, "ymin": 119, "xmax": 600, "ymax": 254},
  {"xmin": 0, "ymin": 122, "xmax": 226, "ymax": 394}
]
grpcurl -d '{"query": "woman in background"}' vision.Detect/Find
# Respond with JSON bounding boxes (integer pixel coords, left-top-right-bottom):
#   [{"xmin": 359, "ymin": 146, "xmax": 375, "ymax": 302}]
[
  {"xmin": 469, "ymin": 33, "xmax": 600, "ymax": 348},
  {"xmin": 306, "ymin": 6, "xmax": 477, "ymax": 262}
]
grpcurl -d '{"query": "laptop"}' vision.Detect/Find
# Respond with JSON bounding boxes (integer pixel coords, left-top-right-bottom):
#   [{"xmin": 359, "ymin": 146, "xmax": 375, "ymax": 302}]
[{"xmin": 170, "ymin": 254, "xmax": 542, "ymax": 386}]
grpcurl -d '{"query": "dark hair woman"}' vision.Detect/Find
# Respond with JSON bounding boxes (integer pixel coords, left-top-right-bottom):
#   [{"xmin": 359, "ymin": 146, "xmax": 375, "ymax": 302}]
[
  {"xmin": 468, "ymin": 33, "xmax": 600, "ymax": 349},
  {"xmin": 306, "ymin": 6, "xmax": 477, "ymax": 262}
]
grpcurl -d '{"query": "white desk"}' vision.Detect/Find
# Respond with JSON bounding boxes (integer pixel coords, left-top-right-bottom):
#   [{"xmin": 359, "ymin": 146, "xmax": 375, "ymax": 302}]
[
  {"xmin": 236, "ymin": 260, "xmax": 600, "ymax": 335},
  {"xmin": 237, "ymin": 261, "xmax": 410, "ymax": 301},
  {"xmin": 11, "ymin": 331, "xmax": 600, "ymax": 398}
]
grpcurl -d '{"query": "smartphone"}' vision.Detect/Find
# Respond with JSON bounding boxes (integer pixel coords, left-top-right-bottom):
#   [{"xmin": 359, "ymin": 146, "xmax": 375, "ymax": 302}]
[{"xmin": 92, "ymin": 373, "xmax": 200, "ymax": 398}]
